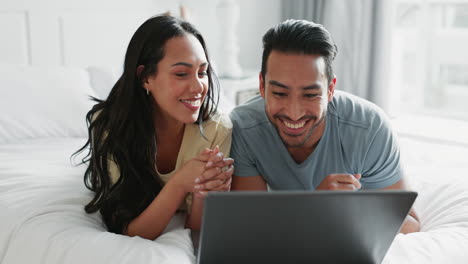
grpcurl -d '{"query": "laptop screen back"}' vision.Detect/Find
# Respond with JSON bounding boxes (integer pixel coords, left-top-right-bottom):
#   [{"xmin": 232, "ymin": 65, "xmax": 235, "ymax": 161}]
[{"xmin": 197, "ymin": 191, "xmax": 417, "ymax": 264}]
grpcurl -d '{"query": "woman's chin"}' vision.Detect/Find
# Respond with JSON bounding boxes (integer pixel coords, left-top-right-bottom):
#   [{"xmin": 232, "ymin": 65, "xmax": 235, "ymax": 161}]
[{"xmin": 178, "ymin": 114, "xmax": 200, "ymax": 124}]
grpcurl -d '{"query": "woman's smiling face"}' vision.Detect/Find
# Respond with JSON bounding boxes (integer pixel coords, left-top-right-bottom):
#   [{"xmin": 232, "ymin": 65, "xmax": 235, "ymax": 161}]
[{"xmin": 144, "ymin": 34, "xmax": 209, "ymax": 125}]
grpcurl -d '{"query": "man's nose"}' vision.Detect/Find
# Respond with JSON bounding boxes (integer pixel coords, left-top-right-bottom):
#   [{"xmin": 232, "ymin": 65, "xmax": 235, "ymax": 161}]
[{"xmin": 285, "ymin": 99, "xmax": 305, "ymax": 121}]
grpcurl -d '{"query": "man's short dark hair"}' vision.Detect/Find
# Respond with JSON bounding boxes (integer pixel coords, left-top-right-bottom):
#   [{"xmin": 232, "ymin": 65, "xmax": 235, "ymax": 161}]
[{"xmin": 261, "ymin": 19, "xmax": 338, "ymax": 84}]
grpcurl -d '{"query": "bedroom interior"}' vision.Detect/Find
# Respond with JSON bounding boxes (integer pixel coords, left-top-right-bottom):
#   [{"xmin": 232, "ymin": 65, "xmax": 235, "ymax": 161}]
[{"xmin": 0, "ymin": 0, "xmax": 467, "ymax": 263}]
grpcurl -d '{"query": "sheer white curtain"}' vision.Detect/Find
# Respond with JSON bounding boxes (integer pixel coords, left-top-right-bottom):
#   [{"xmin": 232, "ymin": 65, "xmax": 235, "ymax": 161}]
[{"xmin": 282, "ymin": 0, "xmax": 394, "ymax": 113}]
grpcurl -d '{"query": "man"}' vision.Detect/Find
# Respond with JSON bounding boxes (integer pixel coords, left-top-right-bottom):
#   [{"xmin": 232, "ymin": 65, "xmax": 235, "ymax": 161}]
[{"xmin": 229, "ymin": 19, "xmax": 419, "ymax": 233}]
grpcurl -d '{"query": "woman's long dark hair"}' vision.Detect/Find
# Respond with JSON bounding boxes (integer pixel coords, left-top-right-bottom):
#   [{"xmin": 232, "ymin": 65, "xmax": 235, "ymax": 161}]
[{"xmin": 73, "ymin": 15, "xmax": 219, "ymax": 234}]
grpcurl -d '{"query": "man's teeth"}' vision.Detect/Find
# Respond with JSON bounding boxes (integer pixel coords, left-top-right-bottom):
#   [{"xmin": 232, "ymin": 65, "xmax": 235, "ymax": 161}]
[
  {"xmin": 181, "ymin": 99, "xmax": 201, "ymax": 106},
  {"xmin": 283, "ymin": 121, "xmax": 306, "ymax": 129}
]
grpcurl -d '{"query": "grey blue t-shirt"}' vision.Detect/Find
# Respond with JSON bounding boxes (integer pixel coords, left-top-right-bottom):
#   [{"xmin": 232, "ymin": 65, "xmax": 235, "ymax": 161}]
[{"xmin": 229, "ymin": 90, "xmax": 402, "ymax": 190}]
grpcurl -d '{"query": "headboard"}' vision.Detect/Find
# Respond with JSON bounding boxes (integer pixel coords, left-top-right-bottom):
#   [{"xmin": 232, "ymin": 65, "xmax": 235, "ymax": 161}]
[{"xmin": 0, "ymin": 0, "xmax": 179, "ymax": 68}]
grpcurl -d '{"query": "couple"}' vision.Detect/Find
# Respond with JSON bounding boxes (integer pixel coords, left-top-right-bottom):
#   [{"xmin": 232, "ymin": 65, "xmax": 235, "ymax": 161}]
[{"xmin": 76, "ymin": 14, "xmax": 420, "ymax": 241}]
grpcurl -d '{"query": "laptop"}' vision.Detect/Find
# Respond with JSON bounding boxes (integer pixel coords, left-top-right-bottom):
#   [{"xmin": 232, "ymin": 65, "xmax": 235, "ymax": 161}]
[{"xmin": 193, "ymin": 190, "xmax": 417, "ymax": 264}]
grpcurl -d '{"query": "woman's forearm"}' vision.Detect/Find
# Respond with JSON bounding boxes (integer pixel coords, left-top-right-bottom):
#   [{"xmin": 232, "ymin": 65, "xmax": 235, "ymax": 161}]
[
  {"xmin": 125, "ymin": 180, "xmax": 187, "ymax": 240},
  {"xmin": 186, "ymin": 195, "xmax": 205, "ymax": 230}
]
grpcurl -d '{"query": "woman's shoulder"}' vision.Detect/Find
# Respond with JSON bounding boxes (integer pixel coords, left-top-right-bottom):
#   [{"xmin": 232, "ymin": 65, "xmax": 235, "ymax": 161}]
[
  {"xmin": 204, "ymin": 111, "xmax": 233, "ymax": 131},
  {"xmin": 185, "ymin": 111, "xmax": 232, "ymax": 142},
  {"xmin": 181, "ymin": 111, "xmax": 232, "ymax": 160}
]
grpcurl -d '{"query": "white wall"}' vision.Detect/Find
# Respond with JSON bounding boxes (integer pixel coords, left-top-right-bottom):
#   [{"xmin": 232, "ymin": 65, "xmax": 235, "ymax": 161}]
[
  {"xmin": 0, "ymin": 0, "xmax": 180, "ymax": 67},
  {"xmin": 0, "ymin": 0, "xmax": 282, "ymax": 72},
  {"xmin": 237, "ymin": 0, "xmax": 282, "ymax": 71},
  {"xmin": 180, "ymin": 0, "xmax": 282, "ymax": 72}
]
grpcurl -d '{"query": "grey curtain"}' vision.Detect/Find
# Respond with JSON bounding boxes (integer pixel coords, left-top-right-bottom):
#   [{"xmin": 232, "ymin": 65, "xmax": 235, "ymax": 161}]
[
  {"xmin": 282, "ymin": 0, "xmax": 326, "ymax": 22},
  {"xmin": 281, "ymin": 0, "xmax": 393, "ymax": 112}
]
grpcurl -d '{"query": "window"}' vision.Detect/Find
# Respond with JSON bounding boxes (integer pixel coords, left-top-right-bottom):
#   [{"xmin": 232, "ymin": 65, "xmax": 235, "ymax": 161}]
[{"xmin": 391, "ymin": 0, "xmax": 468, "ymax": 120}]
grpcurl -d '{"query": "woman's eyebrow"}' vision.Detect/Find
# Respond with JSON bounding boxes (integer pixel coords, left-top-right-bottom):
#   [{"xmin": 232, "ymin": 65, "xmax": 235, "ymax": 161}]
[
  {"xmin": 171, "ymin": 62, "xmax": 192, "ymax": 67},
  {"xmin": 171, "ymin": 62, "xmax": 209, "ymax": 67}
]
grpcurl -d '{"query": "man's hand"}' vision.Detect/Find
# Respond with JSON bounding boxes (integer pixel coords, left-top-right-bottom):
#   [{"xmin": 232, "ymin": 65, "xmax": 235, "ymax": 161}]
[{"xmin": 316, "ymin": 174, "xmax": 362, "ymax": 191}]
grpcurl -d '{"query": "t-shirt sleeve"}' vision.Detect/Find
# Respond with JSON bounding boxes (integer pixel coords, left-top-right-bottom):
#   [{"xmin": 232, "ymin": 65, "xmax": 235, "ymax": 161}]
[
  {"xmin": 203, "ymin": 113, "xmax": 233, "ymax": 159},
  {"xmin": 360, "ymin": 116, "xmax": 403, "ymax": 189},
  {"xmin": 230, "ymin": 120, "xmax": 259, "ymax": 177},
  {"xmin": 91, "ymin": 111, "xmax": 120, "ymax": 186},
  {"xmin": 214, "ymin": 124, "xmax": 232, "ymax": 158},
  {"xmin": 107, "ymin": 156, "xmax": 120, "ymax": 185}
]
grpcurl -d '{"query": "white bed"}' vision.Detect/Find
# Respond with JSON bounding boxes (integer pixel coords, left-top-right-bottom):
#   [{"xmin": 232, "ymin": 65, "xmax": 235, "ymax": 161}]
[
  {"xmin": 0, "ymin": 138, "xmax": 195, "ymax": 264},
  {"xmin": 1, "ymin": 127, "xmax": 468, "ymax": 264},
  {"xmin": 1, "ymin": 2, "xmax": 468, "ymax": 261},
  {"xmin": 0, "ymin": 58, "xmax": 468, "ymax": 264}
]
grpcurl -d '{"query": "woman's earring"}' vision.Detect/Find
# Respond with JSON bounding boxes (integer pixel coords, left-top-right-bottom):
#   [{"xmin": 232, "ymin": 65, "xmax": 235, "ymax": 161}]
[{"xmin": 146, "ymin": 88, "xmax": 149, "ymax": 95}]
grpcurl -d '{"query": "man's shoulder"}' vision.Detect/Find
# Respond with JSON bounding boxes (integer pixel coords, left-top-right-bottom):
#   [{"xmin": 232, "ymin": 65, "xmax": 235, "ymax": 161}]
[
  {"xmin": 229, "ymin": 95, "xmax": 269, "ymax": 130},
  {"xmin": 330, "ymin": 90, "xmax": 388, "ymax": 131}
]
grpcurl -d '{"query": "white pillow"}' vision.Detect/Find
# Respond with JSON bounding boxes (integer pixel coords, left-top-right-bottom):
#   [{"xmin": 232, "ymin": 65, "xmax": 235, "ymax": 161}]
[
  {"xmin": 0, "ymin": 64, "xmax": 97, "ymax": 143},
  {"xmin": 87, "ymin": 66, "xmax": 122, "ymax": 100}
]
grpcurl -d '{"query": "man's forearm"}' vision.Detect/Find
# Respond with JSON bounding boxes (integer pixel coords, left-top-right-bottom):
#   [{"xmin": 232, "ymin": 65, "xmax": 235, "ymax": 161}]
[{"xmin": 380, "ymin": 180, "xmax": 420, "ymax": 234}]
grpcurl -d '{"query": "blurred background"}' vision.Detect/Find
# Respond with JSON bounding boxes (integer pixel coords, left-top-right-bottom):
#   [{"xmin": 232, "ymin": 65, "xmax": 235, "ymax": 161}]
[{"xmin": 1, "ymin": 0, "xmax": 467, "ymax": 146}]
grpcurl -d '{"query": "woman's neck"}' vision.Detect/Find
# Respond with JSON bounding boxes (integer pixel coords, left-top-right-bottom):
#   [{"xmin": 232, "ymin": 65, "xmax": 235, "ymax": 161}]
[
  {"xmin": 154, "ymin": 110, "xmax": 185, "ymax": 137},
  {"xmin": 154, "ymin": 111, "xmax": 185, "ymax": 174}
]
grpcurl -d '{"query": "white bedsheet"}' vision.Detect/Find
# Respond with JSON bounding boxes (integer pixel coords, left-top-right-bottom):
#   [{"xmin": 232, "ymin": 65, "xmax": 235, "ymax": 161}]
[
  {"xmin": 0, "ymin": 139, "xmax": 194, "ymax": 264},
  {"xmin": 0, "ymin": 137, "xmax": 467, "ymax": 264}
]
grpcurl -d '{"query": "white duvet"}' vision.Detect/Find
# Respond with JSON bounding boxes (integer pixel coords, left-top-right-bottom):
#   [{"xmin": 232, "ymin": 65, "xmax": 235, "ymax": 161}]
[{"xmin": 0, "ymin": 138, "xmax": 467, "ymax": 264}]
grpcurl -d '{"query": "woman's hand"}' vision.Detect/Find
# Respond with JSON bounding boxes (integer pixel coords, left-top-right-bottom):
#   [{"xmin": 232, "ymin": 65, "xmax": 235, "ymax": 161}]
[
  {"xmin": 184, "ymin": 147, "xmax": 234, "ymax": 230},
  {"xmin": 192, "ymin": 147, "xmax": 234, "ymax": 198},
  {"xmin": 169, "ymin": 147, "xmax": 233, "ymax": 195},
  {"xmin": 170, "ymin": 158, "xmax": 207, "ymax": 194}
]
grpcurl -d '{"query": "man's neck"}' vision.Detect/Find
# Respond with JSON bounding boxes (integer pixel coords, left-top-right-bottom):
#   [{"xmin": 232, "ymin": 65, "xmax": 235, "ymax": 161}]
[{"xmin": 287, "ymin": 118, "xmax": 326, "ymax": 164}]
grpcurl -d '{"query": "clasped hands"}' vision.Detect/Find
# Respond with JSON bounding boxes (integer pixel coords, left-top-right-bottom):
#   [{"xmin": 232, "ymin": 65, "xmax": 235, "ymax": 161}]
[{"xmin": 173, "ymin": 146, "xmax": 234, "ymax": 198}]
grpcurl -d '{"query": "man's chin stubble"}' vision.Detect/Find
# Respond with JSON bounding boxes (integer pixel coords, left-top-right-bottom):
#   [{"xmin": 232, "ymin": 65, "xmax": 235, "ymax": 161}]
[{"xmin": 281, "ymin": 115, "xmax": 325, "ymax": 148}]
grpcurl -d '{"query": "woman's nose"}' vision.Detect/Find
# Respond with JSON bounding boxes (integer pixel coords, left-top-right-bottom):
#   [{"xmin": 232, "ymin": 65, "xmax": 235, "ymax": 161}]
[{"xmin": 190, "ymin": 76, "xmax": 205, "ymax": 94}]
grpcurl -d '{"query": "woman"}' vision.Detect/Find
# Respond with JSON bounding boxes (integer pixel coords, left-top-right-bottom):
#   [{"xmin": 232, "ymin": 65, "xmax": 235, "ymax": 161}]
[{"xmin": 75, "ymin": 15, "xmax": 233, "ymax": 240}]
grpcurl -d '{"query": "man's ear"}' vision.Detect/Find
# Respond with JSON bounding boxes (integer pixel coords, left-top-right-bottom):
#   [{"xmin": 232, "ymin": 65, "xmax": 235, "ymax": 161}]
[
  {"xmin": 327, "ymin": 76, "xmax": 336, "ymax": 102},
  {"xmin": 259, "ymin": 72, "xmax": 265, "ymax": 98}
]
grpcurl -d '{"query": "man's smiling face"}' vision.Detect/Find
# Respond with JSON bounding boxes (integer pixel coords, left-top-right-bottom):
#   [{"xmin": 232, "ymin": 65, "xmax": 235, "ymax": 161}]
[{"xmin": 260, "ymin": 50, "xmax": 335, "ymax": 148}]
